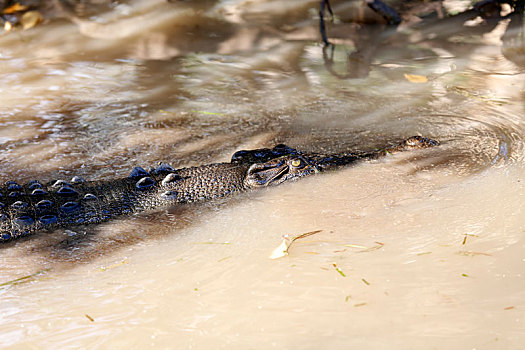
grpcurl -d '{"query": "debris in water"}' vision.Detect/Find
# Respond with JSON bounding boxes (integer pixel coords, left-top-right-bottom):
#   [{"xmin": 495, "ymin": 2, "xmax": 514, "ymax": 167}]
[
  {"xmin": 504, "ymin": 306, "xmax": 515, "ymax": 310},
  {"xmin": 457, "ymin": 251, "xmax": 492, "ymax": 257},
  {"xmin": 362, "ymin": 278, "xmax": 370, "ymax": 285},
  {"xmin": 0, "ymin": 268, "xmax": 50, "ymax": 287},
  {"xmin": 85, "ymin": 314, "xmax": 95, "ymax": 322},
  {"xmin": 99, "ymin": 259, "xmax": 128, "ymax": 272},
  {"xmin": 417, "ymin": 252, "xmax": 432, "ymax": 256},
  {"xmin": 192, "ymin": 241, "xmax": 231, "ymax": 245},
  {"xmin": 344, "ymin": 244, "xmax": 368, "ymax": 249},
  {"xmin": 190, "ymin": 110, "xmax": 226, "ymax": 116},
  {"xmin": 269, "ymin": 230, "xmax": 322, "ymax": 259},
  {"xmin": 332, "ymin": 263, "xmax": 346, "ymax": 277},
  {"xmin": 354, "ymin": 302, "xmax": 367, "ymax": 307},
  {"xmin": 2, "ymin": 3, "xmax": 28, "ymax": 14},
  {"xmin": 344, "ymin": 241, "xmax": 384, "ymax": 252},
  {"xmin": 404, "ymin": 73, "xmax": 428, "ymax": 83},
  {"xmin": 20, "ymin": 11, "xmax": 43, "ymax": 30}
]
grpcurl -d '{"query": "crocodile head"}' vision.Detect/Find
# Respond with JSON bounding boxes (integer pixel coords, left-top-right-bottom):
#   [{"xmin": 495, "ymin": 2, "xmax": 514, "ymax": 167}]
[
  {"xmin": 242, "ymin": 136, "xmax": 439, "ymax": 188},
  {"xmin": 243, "ymin": 154, "xmax": 320, "ymax": 188}
]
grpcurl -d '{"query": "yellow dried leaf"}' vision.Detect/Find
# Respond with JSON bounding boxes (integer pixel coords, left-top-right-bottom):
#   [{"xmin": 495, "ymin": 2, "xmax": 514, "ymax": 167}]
[
  {"xmin": 2, "ymin": 3, "xmax": 28, "ymax": 14},
  {"xmin": 21, "ymin": 11, "xmax": 43, "ymax": 30},
  {"xmin": 269, "ymin": 230, "xmax": 322, "ymax": 259},
  {"xmin": 404, "ymin": 73, "xmax": 428, "ymax": 83},
  {"xmin": 269, "ymin": 237, "xmax": 291, "ymax": 259}
]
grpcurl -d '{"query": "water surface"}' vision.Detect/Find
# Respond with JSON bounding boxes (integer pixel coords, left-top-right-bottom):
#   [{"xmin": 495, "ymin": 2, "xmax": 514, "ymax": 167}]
[{"xmin": 0, "ymin": 0, "xmax": 524, "ymax": 348}]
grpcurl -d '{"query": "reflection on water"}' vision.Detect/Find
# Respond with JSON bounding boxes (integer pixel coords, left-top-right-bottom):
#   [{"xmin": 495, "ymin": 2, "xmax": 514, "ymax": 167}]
[{"xmin": 0, "ymin": 0, "xmax": 524, "ymax": 348}]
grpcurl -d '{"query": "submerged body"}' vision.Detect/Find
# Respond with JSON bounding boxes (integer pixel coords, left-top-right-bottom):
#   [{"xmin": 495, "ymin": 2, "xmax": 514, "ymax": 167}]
[{"xmin": 0, "ymin": 136, "xmax": 438, "ymax": 243}]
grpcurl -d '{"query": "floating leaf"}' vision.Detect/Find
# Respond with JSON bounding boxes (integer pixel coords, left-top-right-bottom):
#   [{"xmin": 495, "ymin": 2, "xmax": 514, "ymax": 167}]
[
  {"xmin": 2, "ymin": 3, "xmax": 28, "ymax": 14},
  {"xmin": 21, "ymin": 11, "xmax": 43, "ymax": 30},
  {"xmin": 404, "ymin": 73, "xmax": 428, "ymax": 83},
  {"xmin": 269, "ymin": 230, "xmax": 322, "ymax": 259}
]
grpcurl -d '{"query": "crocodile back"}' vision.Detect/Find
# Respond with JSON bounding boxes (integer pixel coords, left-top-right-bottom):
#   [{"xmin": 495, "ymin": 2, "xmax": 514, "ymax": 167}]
[{"xmin": 0, "ymin": 162, "xmax": 250, "ymax": 242}]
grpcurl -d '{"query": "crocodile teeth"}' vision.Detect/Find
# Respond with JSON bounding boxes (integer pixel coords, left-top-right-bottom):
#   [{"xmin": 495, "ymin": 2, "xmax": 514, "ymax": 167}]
[{"xmin": 161, "ymin": 173, "xmax": 183, "ymax": 186}]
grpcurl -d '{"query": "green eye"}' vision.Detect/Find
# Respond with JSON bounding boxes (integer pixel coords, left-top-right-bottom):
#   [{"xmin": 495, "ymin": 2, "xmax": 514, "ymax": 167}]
[{"xmin": 291, "ymin": 159, "xmax": 302, "ymax": 167}]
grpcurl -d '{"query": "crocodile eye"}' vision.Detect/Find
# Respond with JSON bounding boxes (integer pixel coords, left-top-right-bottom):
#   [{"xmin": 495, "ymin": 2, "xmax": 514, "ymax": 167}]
[{"xmin": 291, "ymin": 159, "xmax": 302, "ymax": 167}]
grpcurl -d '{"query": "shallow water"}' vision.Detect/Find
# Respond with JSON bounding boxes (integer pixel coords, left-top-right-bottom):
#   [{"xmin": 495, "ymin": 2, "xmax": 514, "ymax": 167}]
[{"xmin": 0, "ymin": 0, "xmax": 524, "ymax": 348}]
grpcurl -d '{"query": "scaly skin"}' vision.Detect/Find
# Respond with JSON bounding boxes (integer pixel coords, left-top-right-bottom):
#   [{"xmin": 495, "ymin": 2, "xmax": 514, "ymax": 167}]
[{"xmin": 0, "ymin": 136, "xmax": 438, "ymax": 242}]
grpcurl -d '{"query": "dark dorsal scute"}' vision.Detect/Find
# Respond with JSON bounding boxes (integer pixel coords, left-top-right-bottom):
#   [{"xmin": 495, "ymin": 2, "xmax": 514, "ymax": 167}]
[
  {"xmin": 161, "ymin": 173, "xmax": 183, "ymax": 186},
  {"xmin": 56, "ymin": 186, "xmax": 79, "ymax": 197},
  {"xmin": 31, "ymin": 189, "xmax": 48, "ymax": 196},
  {"xmin": 160, "ymin": 190, "xmax": 178, "ymax": 200},
  {"xmin": 60, "ymin": 201, "xmax": 80, "ymax": 212},
  {"xmin": 8, "ymin": 191, "xmax": 22, "ymax": 198},
  {"xmin": 231, "ymin": 144, "xmax": 298, "ymax": 164},
  {"xmin": 35, "ymin": 199, "xmax": 53, "ymax": 210},
  {"xmin": 52, "ymin": 180, "xmax": 71, "ymax": 188},
  {"xmin": 71, "ymin": 176, "xmax": 85, "ymax": 184},
  {"xmin": 152, "ymin": 163, "xmax": 176, "ymax": 175},
  {"xmin": 27, "ymin": 180, "xmax": 43, "ymax": 190},
  {"xmin": 39, "ymin": 215, "xmax": 58, "ymax": 225},
  {"xmin": 14, "ymin": 216, "xmax": 34, "ymax": 227},
  {"xmin": 11, "ymin": 201, "xmax": 29, "ymax": 210},
  {"xmin": 136, "ymin": 177, "xmax": 156, "ymax": 190},
  {"xmin": 129, "ymin": 167, "xmax": 150, "ymax": 179},
  {"xmin": 5, "ymin": 181, "xmax": 22, "ymax": 191}
]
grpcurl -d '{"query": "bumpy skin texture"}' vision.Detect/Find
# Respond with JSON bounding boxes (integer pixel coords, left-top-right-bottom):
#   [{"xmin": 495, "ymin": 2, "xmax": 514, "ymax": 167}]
[{"xmin": 0, "ymin": 136, "xmax": 438, "ymax": 242}]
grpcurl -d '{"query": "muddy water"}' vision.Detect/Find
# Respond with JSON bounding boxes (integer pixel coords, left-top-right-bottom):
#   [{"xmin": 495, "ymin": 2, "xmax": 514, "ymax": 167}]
[{"xmin": 0, "ymin": 0, "xmax": 524, "ymax": 348}]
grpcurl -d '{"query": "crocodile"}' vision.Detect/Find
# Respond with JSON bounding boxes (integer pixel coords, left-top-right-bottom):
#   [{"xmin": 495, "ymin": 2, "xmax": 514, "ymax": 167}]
[{"xmin": 0, "ymin": 136, "xmax": 438, "ymax": 243}]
